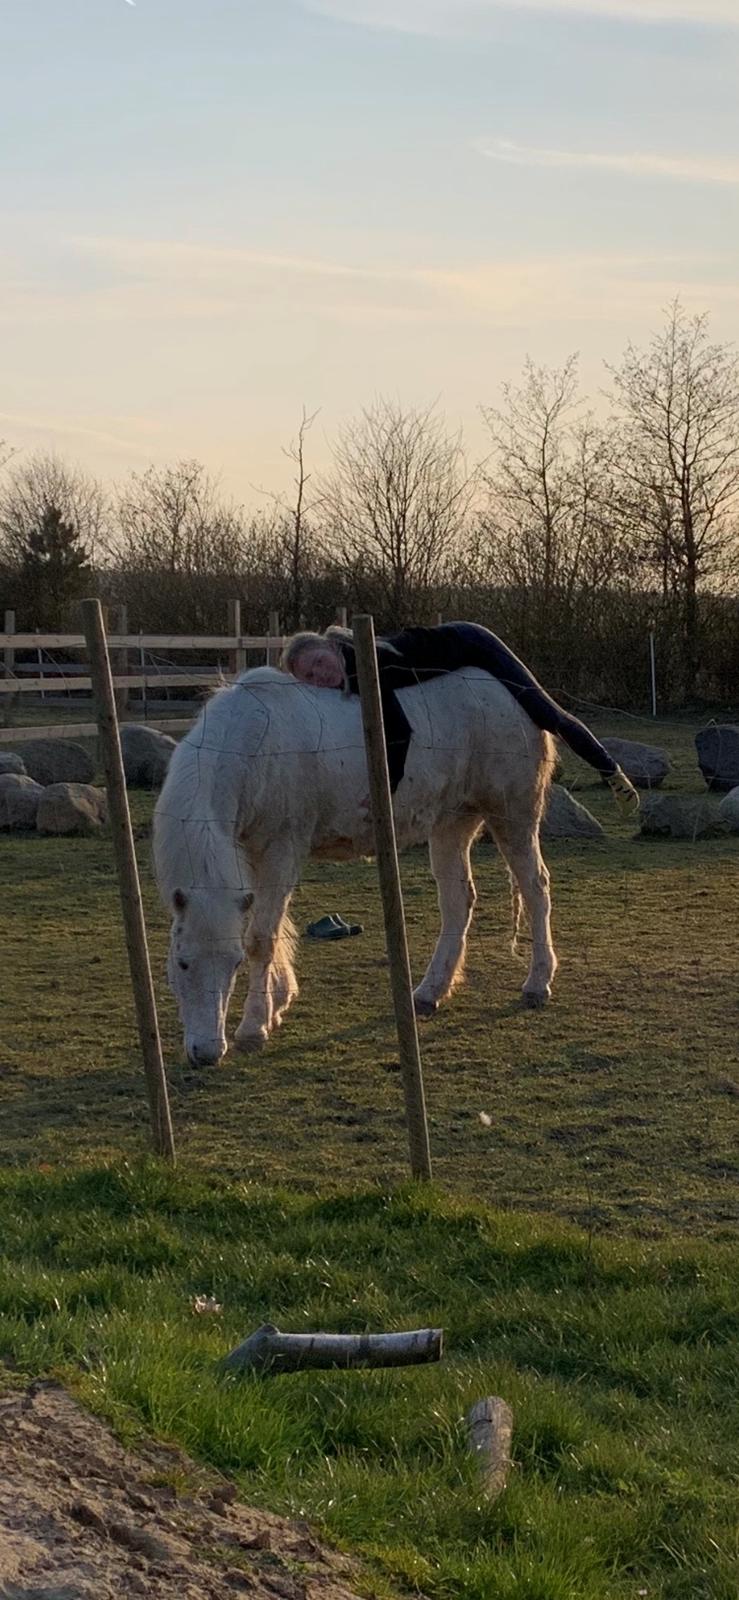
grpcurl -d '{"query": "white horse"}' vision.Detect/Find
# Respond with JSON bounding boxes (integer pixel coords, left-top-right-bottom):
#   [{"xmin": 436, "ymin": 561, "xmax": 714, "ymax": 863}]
[{"xmin": 152, "ymin": 666, "xmax": 557, "ymax": 1066}]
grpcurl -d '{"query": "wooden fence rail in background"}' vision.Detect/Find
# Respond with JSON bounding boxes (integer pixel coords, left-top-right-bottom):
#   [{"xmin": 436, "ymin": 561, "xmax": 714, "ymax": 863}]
[
  {"xmin": 0, "ymin": 632, "xmax": 285, "ymax": 653},
  {"xmin": 0, "ymin": 674, "xmax": 224, "ymax": 695},
  {"xmin": 0, "ymin": 622, "xmax": 288, "ymax": 703},
  {"xmin": 0, "ymin": 604, "xmax": 352, "ymax": 741}
]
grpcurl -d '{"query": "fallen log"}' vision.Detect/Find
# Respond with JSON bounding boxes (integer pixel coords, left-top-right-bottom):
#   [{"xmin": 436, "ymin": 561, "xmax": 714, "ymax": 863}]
[
  {"xmin": 221, "ymin": 1322, "xmax": 443, "ymax": 1375},
  {"xmin": 466, "ymin": 1396, "xmax": 513, "ymax": 1500}
]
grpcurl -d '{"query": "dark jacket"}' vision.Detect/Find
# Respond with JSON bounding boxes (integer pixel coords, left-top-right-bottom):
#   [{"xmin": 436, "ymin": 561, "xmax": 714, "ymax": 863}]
[{"xmin": 335, "ymin": 622, "xmax": 619, "ymax": 792}]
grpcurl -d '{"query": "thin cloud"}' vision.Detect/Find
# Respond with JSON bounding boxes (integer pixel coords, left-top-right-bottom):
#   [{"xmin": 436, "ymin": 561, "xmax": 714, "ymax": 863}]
[
  {"xmin": 0, "ymin": 410, "xmax": 150, "ymax": 456},
  {"xmin": 477, "ymin": 138, "xmax": 739, "ymax": 185},
  {"xmin": 70, "ymin": 234, "xmax": 410, "ymax": 283},
  {"xmin": 67, "ymin": 233, "xmax": 698, "ymax": 300},
  {"xmin": 61, "ymin": 234, "xmax": 739, "ymax": 328},
  {"xmin": 303, "ymin": 0, "xmax": 739, "ymax": 34}
]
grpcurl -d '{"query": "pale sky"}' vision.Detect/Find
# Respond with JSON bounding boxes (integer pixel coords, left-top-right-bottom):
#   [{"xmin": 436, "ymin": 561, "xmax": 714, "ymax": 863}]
[{"xmin": 1, "ymin": 0, "xmax": 737, "ymax": 501}]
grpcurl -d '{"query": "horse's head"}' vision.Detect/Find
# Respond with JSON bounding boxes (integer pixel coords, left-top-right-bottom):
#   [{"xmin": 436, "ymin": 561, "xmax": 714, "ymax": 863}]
[{"xmin": 167, "ymin": 887, "xmax": 253, "ymax": 1066}]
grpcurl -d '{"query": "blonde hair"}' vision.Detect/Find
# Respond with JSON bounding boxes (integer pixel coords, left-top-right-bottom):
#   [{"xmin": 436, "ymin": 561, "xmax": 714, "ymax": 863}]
[{"xmin": 280, "ymin": 630, "xmax": 345, "ymax": 676}]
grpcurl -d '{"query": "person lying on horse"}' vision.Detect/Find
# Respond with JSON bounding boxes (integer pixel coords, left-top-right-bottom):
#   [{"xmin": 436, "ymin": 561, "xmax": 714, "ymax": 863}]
[{"xmin": 280, "ymin": 619, "xmax": 637, "ymax": 811}]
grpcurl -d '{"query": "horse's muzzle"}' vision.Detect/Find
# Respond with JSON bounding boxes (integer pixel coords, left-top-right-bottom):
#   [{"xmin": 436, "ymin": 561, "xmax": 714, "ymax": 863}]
[{"xmin": 187, "ymin": 1038, "xmax": 227, "ymax": 1067}]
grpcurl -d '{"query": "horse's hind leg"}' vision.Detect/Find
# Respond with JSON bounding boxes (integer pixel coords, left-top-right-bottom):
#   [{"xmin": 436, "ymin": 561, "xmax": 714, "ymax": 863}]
[
  {"xmin": 414, "ymin": 815, "xmax": 481, "ymax": 1018},
  {"xmin": 234, "ymin": 843, "xmax": 301, "ymax": 1052},
  {"xmin": 486, "ymin": 809, "xmax": 556, "ymax": 1007}
]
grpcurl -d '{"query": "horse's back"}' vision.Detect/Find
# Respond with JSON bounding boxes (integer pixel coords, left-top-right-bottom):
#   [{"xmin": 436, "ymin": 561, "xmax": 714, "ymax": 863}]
[
  {"xmin": 159, "ymin": 668, "xmax": 551, "ymax": 858},
  {"xmin": 396, "ymin": 669, "xmax": 552, "ymax": 786}
]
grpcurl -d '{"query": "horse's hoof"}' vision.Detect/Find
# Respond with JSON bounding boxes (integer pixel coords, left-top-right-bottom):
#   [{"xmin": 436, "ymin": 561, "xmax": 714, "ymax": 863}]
[
  {"xmin": 414, "ymin": 995, "xmax": 439, "ymax": 1019},
  {"xmin": 234, "ymin": 1025, "xmax": 269, "ymax": 1053},
  {"xmin": 521, "ymin": 988, "xmax": 550, "ymax": 1010}
]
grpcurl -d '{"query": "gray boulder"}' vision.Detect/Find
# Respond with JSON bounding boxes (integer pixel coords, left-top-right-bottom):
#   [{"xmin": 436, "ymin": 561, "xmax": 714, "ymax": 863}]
[
  {"xmin": 120, "ymin": 723, "xmax": 176, "ymax": 788},
  {"xmin": 542, "ymin": 784, "xmax": 604, "ymax": 840},
  {"xmin": 18, "ymin": 738, "xmax": 95, "ymax": 787},
  {"xmin": 0, "ymin": 752, "xmax": 26, "ymax": 777},
  {"xmin": 695, "ymin": 724, "xmax": 739, "ymax": 792},
  {"xmin": 719, "ymin": 787, "xmax": 739, "ymax": 833},
  {"xmin": 0, "ymin": 773, "xmax": 43, "ymax": 830},
  {"xmin": 639, "ymin": 793, "xmax": 726, "ymax": 840},
  {"xmin": 36, "ymin": 782, "xmax": 107, "ymax": 836},
  {"xmin": 601, "ymin": 736, "xmax": 670, "ymax": 789}
]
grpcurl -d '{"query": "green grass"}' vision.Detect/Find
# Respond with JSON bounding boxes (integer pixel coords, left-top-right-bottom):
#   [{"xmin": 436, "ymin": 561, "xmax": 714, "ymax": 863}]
[
  {"xmin": 0, "ymin": 1164, "xmax": 737, "ymax": 1600},
  {"xmin": 1, "ymin": 714, "xmax": 737, "ymax": 1234},
  {"xmin": 1, "ymin": 712, "xmax": 737, "ymax": 1597}
]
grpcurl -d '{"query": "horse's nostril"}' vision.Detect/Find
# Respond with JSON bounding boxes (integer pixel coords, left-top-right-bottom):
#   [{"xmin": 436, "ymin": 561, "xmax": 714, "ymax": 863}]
[{"xmin": 189, "ymin": 1041, "xmax": 225, "ymax": 1067}]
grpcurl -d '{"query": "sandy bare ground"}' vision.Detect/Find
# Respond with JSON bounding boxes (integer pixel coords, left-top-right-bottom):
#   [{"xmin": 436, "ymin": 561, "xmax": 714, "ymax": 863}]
[{"xmin": 0, "ymin": 1384, "xmax": 368, "ymax": 1600}]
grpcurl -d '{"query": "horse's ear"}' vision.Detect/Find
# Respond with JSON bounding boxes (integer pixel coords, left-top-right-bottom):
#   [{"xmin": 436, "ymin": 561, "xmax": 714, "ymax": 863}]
[
  {"xmin": 240, "ymin": 891, "xmax": 254, "ymax": 914},
  {"xmin": 172, "ymin": 888, "xmax": 188, "ymax": 912}
]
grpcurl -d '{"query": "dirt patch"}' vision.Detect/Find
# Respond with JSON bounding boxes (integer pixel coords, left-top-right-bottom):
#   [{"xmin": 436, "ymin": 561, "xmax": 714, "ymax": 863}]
[{"xmin": 0, "ymin": 1383, "xmax": 367, "ymax": 1600}]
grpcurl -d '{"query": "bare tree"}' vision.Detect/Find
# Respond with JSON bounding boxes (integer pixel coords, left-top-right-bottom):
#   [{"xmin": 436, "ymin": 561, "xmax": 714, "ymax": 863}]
[
  {"xmin": 282, "ymin": 408, "xmax": 316, "ymax": 629},
  {"xmin": 322, "ymin": 399, "xmax": 475, "ymax": 624},
  {"xmin": 254, "ymin": 409, "xmax": 322, "ymax": 630},
  {"xmin": 0, "ymin": 452, "xmax": 109, "ymax": 567},
  {"xmin": 480, "ymin": 355, "xmax": 628, "ymax": 607},
  {"xmin": 608, "ymin": 301, "xmax": 739, "ymax": 697},
  {"xmin": 113, "ymin": 460, "xmax": 248, "ymax": 630},
  {"xmin": 114, "ymin": 460, "xmax": 245, "ymax": 574}
]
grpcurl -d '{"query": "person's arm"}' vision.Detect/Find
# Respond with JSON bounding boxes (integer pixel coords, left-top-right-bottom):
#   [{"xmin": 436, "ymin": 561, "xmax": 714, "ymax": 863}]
[
  {"xmin": 379, "ymin": 684, "xmax": 413, "ymax": 793},
  {"xmin": 380, "ymin": 626, "xmax": 464, "ymax": 679},
  {"xmin": 339, "ymin": 639, "xmax": 413, "ymax": 793}
]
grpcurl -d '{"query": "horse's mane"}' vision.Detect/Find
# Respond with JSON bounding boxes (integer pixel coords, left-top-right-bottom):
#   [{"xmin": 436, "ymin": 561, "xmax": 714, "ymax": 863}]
[
  {"xmin": 153, "ymin": 678, "xmax": 276, "ymax": 903},
  {"xmin": 154, "ymin": 664, "xmax": 362, "ymax": 904},
  {"xmin": 154, "ymin": 664, "xmax": 531, "ymax": 909},
  {"xmin": 233, "ymin": 665, "xmax": 287, "ymax": 687}
]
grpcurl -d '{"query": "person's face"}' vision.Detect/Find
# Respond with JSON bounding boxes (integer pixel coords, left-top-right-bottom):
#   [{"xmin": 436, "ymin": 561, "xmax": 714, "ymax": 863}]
[{"xmin": 293, "ymin": 644, "xmax": 344, "ymax": 688}]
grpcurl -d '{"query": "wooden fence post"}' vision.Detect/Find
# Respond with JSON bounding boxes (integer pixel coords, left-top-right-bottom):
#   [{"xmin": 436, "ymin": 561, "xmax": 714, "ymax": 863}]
[
  {"xmin": 139, "ymin": 631, "xmax": 148, "ymax": 720},
  {"xmin": 113, "ymin": 604, "xmax": 129, "ymax": 715},
  {"xmin": 336, "ymin": 606, "xmax": 348, "ymax": 629},
  {"xmin": 228, "ymin": 599, "xmax": 246, "ymax": 675},
  {"xmin": 352, "ymin": 612, "xmax": 432, "ymax": 1181},
  {"xmin": 81, "ymin": 598, "xmax": 176, "ymax": 1162},
  {"xmin": 267, "ymin": 610, "xmax": 281, "ymax": 667},
  {"xmin": 3, "ymin": 609, "xmax": 15, "ymax": 678}
]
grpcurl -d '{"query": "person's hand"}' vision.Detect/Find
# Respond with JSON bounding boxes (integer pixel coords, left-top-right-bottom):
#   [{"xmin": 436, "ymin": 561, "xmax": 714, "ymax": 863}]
[{"xmin": 608, "ymin": 770, "xmax": 640, "ymax": 816}]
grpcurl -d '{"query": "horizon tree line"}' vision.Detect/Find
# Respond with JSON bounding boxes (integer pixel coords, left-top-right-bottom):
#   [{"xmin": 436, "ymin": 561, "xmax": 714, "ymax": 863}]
[{"xmin": 2, "ymin": 302, "xmax": 739, "ymax": 710}]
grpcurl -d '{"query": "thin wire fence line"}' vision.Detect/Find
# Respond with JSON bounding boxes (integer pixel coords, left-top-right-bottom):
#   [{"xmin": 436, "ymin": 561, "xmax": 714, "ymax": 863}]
[
  {"xmin": 6, "ymin": 615, "xmax": 738, "ymax": 756},
  {"xmin": 173, "ymin": 730, "xmax": 707, "ymax": 780},
  {"xmin": 126, "ymin": 661, "xmax": 732, "ymax": 916},
  {"xmin": 222, "ymin": 667, "xmax": 733, "ymax": 741},
  {"xmin": 153, "ymin": 667, "xmax": 612, "ymax": 914},
  {"xmin": 4, "ymin": 643, "xmax": 732, "ymax": 767},
  {"xmin": 4, "ymin": 639, "xmax": 727, "ymax": 733},
  {"xmin": 171, "ymin": 671, "xmax": 726, "ymax": 786}
]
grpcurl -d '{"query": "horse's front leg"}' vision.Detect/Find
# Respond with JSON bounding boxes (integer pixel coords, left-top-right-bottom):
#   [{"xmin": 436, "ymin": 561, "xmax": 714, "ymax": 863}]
[
  {"xmin": 234, "ymin": 843, "xmax": 301, "ymax": 1052},
  {"xmin": 413, "ymin": 816, "xmax": 481, "ymax": 1017}
]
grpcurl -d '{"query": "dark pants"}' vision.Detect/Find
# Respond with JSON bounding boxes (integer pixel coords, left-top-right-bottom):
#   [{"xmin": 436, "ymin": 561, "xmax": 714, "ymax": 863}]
[
  {"xmin": 442, "ymin": 623, "xmax": 618, "ymax": 779},
  {"xmin": 343, "ymin": 621, "xmax": 619, "ymax": 792}
]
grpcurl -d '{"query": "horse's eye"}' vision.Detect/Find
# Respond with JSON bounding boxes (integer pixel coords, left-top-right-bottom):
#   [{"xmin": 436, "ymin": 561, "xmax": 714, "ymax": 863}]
[{"xmin": 178, "ymin": 960, "xmax": 189, "ymax": 972}]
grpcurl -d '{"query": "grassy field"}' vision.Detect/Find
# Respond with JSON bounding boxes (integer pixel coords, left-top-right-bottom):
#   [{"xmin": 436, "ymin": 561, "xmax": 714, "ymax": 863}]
[
  {"xmin": 1, "ymin": 713, "xmax": 737, "ymax": 1234},
  {"xmin": 1, "ymin": 711, "xmax": 737, "ymax": 1598},
  {"xmin": 1, "ymin": 1166, "xmax": 737, "ymax": 1600}
]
